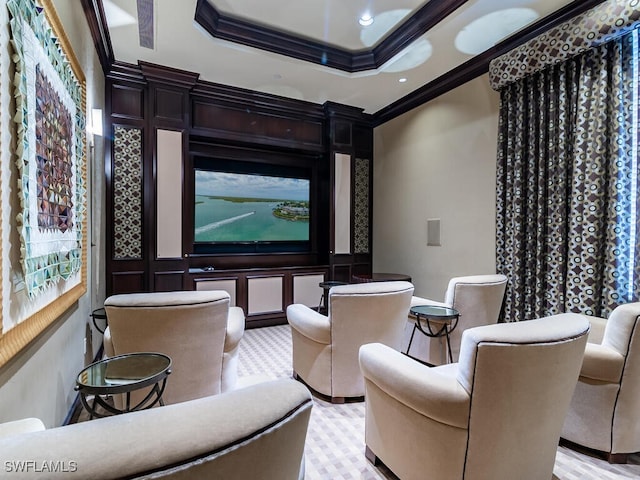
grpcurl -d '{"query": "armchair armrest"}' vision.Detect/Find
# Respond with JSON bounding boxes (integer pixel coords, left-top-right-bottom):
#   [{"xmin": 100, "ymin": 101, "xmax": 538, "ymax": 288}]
[
  {"xmin": 224, "ymin": 306, "xmax": 246, "ymax": 353},
  {"xmin": 580, "ymin": 342, "xmax": 625, "ymax": 383},
  {"xmin": 410, "ymin": 296, "xmax": 448, "ymax": 309},
  {"xmin": 287, "ymin": 304, "xmax": 331, "ymax": 344},
  {"xmin": 103, "ymin": 326, "xmax": 115, "ymax": 358},
  {"xmin": 0, "ymin": 379, "xmax": 312, "ymax": 480},
  {"xmin": 359, "ymin": 343, "xmax": 470, "ymax": 429},
  {"xmin": 0, "ymin": 418, "xmax": 45, "ymax": 439},
  {"xmin": 584, "ymin": 315, "xmax": 607, "ymax": 344}
]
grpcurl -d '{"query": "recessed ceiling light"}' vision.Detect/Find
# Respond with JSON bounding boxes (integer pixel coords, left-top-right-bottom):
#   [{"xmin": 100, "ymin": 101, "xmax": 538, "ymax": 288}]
[
  {"xmin": 399, "ymin": 78, "xmax": 407, "ymax": 83},
  {"xmin": 455, "ymin": 8, "xmax": 539, "ymax": 55},
  {"xmin": 359, "ymin": 13, "xmax": 374, "ymax": 27}
]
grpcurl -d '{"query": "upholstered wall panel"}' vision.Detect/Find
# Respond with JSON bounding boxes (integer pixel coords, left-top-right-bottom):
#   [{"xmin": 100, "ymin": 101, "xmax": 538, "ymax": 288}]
[
  {"xmin": 292, "ymin": 273, "xmax": 325, "ymax": 307},
  {"xmin": 334, "ymin": 153, "xmax": 351, "ymax": 255},
  {"xmin": 113, "ymin": 126, "xmax": 143, "ymax": 260},
  {"xmin": 248, "ymin": 276, "xmax": 283, "ymax": 314},
  {"xmin": 195, "ymin": 278, "xmax": 237, "ymax": 306},
  {"xmin": 156, "ymin": 129, "xmax": 183, "ymax": 258}
]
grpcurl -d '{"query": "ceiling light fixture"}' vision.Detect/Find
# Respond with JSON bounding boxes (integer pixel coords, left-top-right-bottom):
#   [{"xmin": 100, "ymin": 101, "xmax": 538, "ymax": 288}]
[
  {"xmin": 360, "ymin": 9, "xmax": 410, "ymax": 47},
  {"xmin": 359, "ymin": 13, "xmax": 374, "ymax": 27},
  {"xmin": 399, "ymin": 78, "xmax": 407, "ymax": 83}
]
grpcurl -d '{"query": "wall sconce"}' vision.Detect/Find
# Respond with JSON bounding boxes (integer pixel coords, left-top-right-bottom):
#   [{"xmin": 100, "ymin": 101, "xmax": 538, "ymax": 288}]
[{"xmin": 88, "ymin": 108, "xmax": 103, "ymax": 137}]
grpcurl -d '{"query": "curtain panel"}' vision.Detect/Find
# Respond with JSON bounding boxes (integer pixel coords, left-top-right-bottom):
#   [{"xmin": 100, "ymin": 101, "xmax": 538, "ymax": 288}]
[{"xmin": 496, "ymin": 32, "xmax": 640, "ymax": 321}]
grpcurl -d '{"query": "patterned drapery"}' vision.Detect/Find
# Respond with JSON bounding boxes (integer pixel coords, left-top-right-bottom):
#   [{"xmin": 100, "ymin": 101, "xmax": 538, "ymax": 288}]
[{"xmin": 496, "ymin": 32, "xmax": 640, "ymax": 321}]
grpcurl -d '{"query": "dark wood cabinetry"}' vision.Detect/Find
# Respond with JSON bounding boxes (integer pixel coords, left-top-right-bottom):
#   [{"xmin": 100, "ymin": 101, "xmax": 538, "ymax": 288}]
[{"xmin": 105, "ymin": 62, "xmax": 373, "ymax": 326}]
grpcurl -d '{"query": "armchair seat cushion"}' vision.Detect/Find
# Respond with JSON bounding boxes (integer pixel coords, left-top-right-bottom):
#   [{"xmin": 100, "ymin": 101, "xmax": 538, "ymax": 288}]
[{"xmin": 580, "ymin": 343, "xmax": 624, "ymax": 383}]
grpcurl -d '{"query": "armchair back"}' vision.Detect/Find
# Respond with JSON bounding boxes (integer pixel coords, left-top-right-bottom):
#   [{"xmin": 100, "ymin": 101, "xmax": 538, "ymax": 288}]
[
  {"xmin": 329, "ymin": 281, "xmax": 414, "ymax": 397},
  {"xmin": 360, "ymin": 314, "xmax": 589, "ymax": 480},
  {"xmin": 104, "ymin": 290, "xmax": 232, "ymax": 405},
  {"xmin": 445, "ymin": 274, "xmax": 508, "ymax": 361},
  {"xmin": 458, "ymin": 314, "xmax": 590, "ymax": 479}
]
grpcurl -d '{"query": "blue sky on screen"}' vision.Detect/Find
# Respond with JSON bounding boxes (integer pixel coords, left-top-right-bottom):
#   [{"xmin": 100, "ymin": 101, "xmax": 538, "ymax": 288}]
[{"xmin": 196, "ymin": 170, "xmax": 309, "ymax": 201}]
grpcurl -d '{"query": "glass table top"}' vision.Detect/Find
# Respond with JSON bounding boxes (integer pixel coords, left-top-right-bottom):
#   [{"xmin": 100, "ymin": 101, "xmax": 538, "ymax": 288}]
[
  {"xmin": 410, "ymin": 305, "xmax": 459, "ymax": 319},
  {"xmin": 77, "ymin": 352, "xmax": 171, "ymax": 389},
  {"xmin": 319, "ymin": 281, "xmax": 348, "ymax": 289}
]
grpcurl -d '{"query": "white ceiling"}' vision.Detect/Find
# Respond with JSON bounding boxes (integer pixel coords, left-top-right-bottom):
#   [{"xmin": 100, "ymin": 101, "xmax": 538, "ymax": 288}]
[{"xmin": 103, "ymin": 0, "xmax": 574, "ymax": 114}]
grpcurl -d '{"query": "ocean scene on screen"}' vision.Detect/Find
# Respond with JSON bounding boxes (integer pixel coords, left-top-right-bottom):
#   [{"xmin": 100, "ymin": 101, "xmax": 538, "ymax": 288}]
[{"xmin": 195, "ymin": 170, "xmax": 310, "ymax": 242}]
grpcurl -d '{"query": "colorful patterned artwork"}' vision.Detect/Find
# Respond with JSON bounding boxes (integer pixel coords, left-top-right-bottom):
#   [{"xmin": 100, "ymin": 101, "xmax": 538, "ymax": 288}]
[
  {"xmin": 0, "ymin": 0, "xmax": 87, "ymax": 369},
  {"xmin": 7, "ymin": 0, "xmax": 86, "ymax": 298},
  {"xmin": 35, "ymin": 65, "xmax": 74, "ymax": 233}
]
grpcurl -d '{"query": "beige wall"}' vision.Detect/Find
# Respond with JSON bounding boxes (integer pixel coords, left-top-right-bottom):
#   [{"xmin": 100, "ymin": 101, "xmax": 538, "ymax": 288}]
[
  {"xmin": 0, "ymin": 0, "xmax": 104, "ymax": 427},
  {"xmin": 373, "ymin": 75, "xmax": 500, "ymax": 299}
]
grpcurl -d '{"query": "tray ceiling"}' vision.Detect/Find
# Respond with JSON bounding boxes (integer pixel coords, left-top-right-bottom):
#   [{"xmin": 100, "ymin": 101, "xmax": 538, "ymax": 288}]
[{"xmin": 99, "ymin": 0, "xmax": 596, "ymax": 116}]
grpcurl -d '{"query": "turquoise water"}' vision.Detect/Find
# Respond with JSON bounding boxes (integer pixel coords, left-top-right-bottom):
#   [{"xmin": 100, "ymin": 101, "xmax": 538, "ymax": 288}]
[{"xmin": 195, "ymin": 196, "xmax": 309, "ymax": 242}]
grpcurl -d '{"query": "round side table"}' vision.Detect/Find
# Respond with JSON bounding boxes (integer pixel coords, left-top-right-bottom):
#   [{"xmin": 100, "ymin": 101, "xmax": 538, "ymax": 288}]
[
  {"xmin": 75, "ymin": 352, "xmax": 171, "ymax": 419},
  {"xmin": 406, "ymin": 305, "xmax": 459, "ymax": 365},
  {"xmin": 318, "ymin": 281, "xmax": 348, "ymax": 313},
  {"xmin": 90, "ymin": 307, "xmax": 108, "ymax": 334}
]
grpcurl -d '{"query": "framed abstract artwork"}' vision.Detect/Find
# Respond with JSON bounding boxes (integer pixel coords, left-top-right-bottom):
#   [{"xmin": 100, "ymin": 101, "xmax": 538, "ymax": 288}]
[{"xmin": 0, "ymin": 0, "xmax": 87, "ymax": 368}]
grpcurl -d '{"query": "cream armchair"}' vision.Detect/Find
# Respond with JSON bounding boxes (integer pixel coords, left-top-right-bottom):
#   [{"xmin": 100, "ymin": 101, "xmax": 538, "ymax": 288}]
[
  {"xmin": 104, "ymin": 290, "xmax": 245, "ymax": 406},
  {"xmin": 406, "ymin": 274, "xmax": 507, "ymax": 364},
  {"xmin": 561, "ymin": 302, "xmax": 640, "ymax": 463},
  {"xmin": 0, "ymin": 379, "xmax": 312, "ymax": 480},
  {"xmin": 287, "ymin": 281, "xmax": 414, "ymax": 403},
  {"xmin": 360, "ymin": 314, "xmax": 590, "ymax": 480}
]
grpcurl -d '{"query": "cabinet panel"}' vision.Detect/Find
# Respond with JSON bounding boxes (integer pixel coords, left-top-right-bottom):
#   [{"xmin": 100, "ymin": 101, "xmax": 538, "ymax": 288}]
[
  {"xmin": 154, "ymin": 271, "xmax": 185, "ymax": 292},
  {"xmin": 155, "ymin": 88, "xmax": 184, "ymax": 121},
  {"xmin": 111, "ymin": 271, "xmax": 145, "ymax": 294},
  {"xmin": 111, "ymin": 85, "xmax": 144, "ymax": 119}
]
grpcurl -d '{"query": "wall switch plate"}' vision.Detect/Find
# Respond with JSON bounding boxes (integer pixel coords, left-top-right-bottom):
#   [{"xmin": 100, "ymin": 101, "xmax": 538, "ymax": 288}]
[{"xmin": 427, "ymin": 218, "xmax": 441, "ymax": 246}]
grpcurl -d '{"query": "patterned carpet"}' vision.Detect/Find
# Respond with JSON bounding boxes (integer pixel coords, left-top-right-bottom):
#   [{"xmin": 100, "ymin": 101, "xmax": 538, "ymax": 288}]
[{"xmin": 238, "ymin": 324, "xmax": 640, "ymax": 480}]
